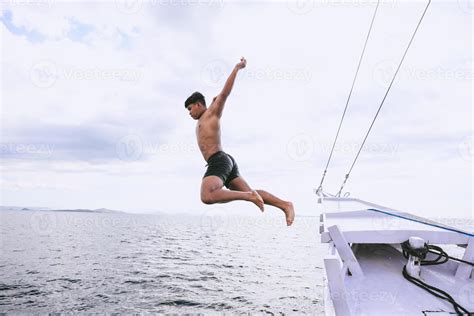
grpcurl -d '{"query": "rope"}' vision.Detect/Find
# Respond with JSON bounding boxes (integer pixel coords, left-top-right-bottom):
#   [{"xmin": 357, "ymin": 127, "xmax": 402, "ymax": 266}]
[
  {"xmin": 427, "ymin": 245, "xmax": 474, "ymax": 267},
  {"xmin": 401, "ymin": 240, "xmax": 472, "ymax": 315},
  {"xmin": 316, "ymin": 0, "xmax": 380, "ymax": 195},
  {"xmin": 402, "ymin": 266, "xmax": 470, "ymax": 315},
  {"xmin": 336, "ymin": 0, "xmax": 432, "ymax": 197}
]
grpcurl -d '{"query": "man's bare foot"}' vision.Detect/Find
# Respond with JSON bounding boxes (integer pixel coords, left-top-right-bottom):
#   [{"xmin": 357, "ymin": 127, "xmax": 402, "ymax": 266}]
[
  {"xmin": 249, "ymin": 190, "xmax": 264, "ymax": 212},
  {"xmin": 282, "ymin": 202, "xmax": 295, "ymax": 226}
]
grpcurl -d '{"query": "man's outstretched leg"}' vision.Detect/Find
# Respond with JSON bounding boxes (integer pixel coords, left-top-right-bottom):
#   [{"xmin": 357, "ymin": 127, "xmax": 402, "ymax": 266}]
[
  {"xmin": 228, "ymin": 177, "xmax": 295, "ymax": 226},
  {"xmin": 200, "ymin": 176, "xmax": 264, "ymax": 211}
]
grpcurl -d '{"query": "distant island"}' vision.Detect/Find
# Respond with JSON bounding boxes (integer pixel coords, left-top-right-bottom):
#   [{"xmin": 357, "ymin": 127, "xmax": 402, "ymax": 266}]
[{"xmin": 0, "ymin": 206, "xmax": 126, "ymax": 214}]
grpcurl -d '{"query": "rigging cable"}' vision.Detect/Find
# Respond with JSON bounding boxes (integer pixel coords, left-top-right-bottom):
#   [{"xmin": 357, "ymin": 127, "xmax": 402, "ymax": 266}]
[
  {"xmin": 316, "ymin": 0, "xmax": 381, "ymax": 195},
  {"xmin": 336, "ymin": 0, "xmax": 432, "ymax": 197}
]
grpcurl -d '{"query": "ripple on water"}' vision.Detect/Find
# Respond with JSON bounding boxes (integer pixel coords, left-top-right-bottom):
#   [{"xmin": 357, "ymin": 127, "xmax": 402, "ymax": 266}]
[
  {"xmin": 123, "ymin": 279, "xmax": 154, "ymax": 285},
  {"xmin": 156, "ymin": 299, "xmax": 201, "ymax": 307},
  {"xmin": 0, "ymin": 283, "xmax": 35, "ymax": 291},
  {"xmin": 25, "ymin": 270, "xmax": 40, "ymax": 275},
  {"xmin": 46, "ymin": 278, "xmax": 81, "ymax": 284},
  {"xmin": 0, "ymin": 212, "xmax": 324, "ymax": 313}
]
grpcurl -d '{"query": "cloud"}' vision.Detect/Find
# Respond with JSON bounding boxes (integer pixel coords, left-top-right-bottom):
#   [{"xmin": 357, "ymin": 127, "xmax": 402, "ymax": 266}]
[
  {"xmin": 0, "ymin": 9, "xmax": 46, "ymax": 42},
  {"xmin": 2, "ymin": 121, "xmax": 125, "ymax": 163},
  {"xmin": 66, "ymin": 17, "xmax": 95, "ymax": 43},
  {"xmin": 1, "ymin": 5, "xmax": 70, "ymax": 40},
  {"xmin": 0, "ymin": 1, "xmax": 471, "ymax": 219},
  {"xmin": 0, "ymin": 109, "xmax": 177, "ymax": 163}
]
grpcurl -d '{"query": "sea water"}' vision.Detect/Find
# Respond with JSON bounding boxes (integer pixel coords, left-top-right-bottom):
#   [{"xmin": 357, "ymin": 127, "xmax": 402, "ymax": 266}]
[{"xmin": 0, "ymin": 211, "xmax": 326, "ymax": 314}]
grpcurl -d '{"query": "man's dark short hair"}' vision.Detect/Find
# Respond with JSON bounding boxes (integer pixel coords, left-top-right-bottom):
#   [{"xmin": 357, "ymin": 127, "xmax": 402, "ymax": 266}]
[{"xmin": 185, "ymin": 92, "xmax": 206, "ymax": 108}]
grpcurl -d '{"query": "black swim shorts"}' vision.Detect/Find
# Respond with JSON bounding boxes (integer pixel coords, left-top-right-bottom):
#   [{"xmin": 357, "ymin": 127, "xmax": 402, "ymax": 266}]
[{"xmin": 203, "ymin": 151, "xmax": 241, "ymax": 188}]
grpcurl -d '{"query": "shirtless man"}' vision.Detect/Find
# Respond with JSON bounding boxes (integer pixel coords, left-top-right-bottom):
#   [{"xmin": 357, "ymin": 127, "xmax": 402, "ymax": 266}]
[{"xmin": 185, "ymin": 57, "xmax": 295, "ymax": 226}]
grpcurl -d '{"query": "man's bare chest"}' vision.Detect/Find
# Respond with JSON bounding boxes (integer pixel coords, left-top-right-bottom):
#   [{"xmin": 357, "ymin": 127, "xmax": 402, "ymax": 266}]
[{"xmin": 196, "ymin": 118, "xmax": 219, "ymax": 136}]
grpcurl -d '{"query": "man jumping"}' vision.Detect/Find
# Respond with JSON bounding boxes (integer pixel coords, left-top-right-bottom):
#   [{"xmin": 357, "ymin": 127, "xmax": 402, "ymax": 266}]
[{"xmin": 185, "ymin": 57, "xmax": 295, "ymax": 226}]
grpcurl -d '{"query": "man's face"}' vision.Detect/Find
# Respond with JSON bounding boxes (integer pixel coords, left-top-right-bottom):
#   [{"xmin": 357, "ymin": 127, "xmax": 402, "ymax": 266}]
[{"xmin": 187, "ymin": 102, "xmax": 202, "ymax": 120}]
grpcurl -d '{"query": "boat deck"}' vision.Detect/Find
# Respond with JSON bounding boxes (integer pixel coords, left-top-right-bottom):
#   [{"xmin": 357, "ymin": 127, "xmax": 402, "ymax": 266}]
[
  {"xmin": 321, "ymin": 209, "xmax": 473, "ymax": 245},
  {"xmin": 344, "ymin": 243, "xmax": 473, "ymax": 315},
  {"xmin": 319, "ymin": 197, "xmax": 473, "ymax": 315}
]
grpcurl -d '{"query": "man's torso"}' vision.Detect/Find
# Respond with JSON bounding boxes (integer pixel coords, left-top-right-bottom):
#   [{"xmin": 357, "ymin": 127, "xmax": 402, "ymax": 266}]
[{"xmin": 196, "ymin": 111, "xmax": 222, "ymax": 161}]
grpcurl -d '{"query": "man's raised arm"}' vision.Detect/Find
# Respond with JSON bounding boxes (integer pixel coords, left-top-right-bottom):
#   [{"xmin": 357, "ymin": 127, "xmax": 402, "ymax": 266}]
[{"xmin": 210, "ymin": 57, "xmax": 247, "ymax": 118}]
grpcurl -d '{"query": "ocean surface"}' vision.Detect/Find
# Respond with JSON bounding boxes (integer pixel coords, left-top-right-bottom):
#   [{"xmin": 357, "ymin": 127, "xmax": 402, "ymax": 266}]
[{"xmin": 0, "ymin": 210, "xmax": 325, "ymax": 314}]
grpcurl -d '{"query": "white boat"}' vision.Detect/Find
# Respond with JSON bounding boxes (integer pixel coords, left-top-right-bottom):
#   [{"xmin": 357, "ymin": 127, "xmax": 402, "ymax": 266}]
[
  {"xmin": 311, "ymin": 1, "xmax": 472, "ymax": 314},
  {"xmin": 318, "ymin": 194, "xmax": 473, "ymax": 315}
]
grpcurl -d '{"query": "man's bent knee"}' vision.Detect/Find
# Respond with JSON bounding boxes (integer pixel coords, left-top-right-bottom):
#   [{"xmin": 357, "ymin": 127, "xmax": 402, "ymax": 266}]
[{"xmin": 201, "ymin": 193, "xmax": 215, "ymax": 205}]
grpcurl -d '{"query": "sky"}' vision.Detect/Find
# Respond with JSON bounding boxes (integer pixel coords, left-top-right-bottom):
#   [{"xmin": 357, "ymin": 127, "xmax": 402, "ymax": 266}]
[{"xmin": 0, "ymin": 0, "xmax": 472, "ymax": 221}]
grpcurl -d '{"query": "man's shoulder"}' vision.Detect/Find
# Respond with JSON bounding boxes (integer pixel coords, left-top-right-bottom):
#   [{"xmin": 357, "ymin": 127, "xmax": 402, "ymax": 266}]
[
  {"xmin": 211, "ymin": 93, "xmax": 227, "ymax": 105},
  {"xmin": 207, "ymin": 94, "xmax": 227, "ymax": 115},
  {"xmin": 201, "ymin": 110, "xmax": 220, "ymax": 122},
  {"xmin": 207, "ymin": 96, "xmax": 219, "ymax": 109}
]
